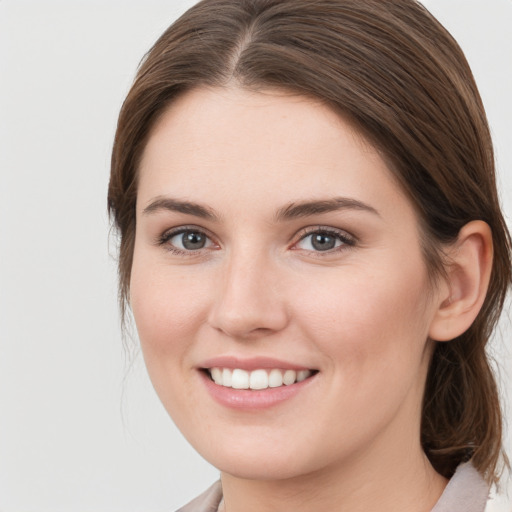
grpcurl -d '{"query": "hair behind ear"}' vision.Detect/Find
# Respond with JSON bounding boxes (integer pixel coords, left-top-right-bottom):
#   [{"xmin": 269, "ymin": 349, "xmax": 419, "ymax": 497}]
[
  {"xmin": 422, "ymin": 221, "xmax": 505, "ymax": 482},
  {"xmin": 422, "ymin": 331, "xmax": 504, "ymax": 481}
]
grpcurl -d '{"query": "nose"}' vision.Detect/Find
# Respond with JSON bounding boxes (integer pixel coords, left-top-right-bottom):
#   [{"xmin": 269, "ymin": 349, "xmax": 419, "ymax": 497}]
[{"xmin": 207, "ymin": 251, "xmax": 289, "ymax": 340}]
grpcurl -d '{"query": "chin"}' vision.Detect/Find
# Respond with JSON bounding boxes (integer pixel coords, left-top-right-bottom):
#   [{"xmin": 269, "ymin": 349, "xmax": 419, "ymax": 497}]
[
  {"xmin": 209, "ymin": 451, "xmax": 318, "ymax": 481},
  {"xmin": 183, "ymin": 425, "xmax": 338, "ymax": 482}
]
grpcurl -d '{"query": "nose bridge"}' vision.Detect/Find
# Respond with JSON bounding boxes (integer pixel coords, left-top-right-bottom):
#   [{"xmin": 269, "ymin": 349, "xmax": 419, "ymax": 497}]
[{"xmin": 208, "ymin": 245, "xmax": 288, "ymax": 338}]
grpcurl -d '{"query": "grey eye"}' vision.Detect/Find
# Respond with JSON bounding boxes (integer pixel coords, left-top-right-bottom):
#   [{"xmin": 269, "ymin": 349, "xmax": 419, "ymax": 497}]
[
  {"xmin": 296, "ymin": 232, "xmax": 344, "ymax": 252},
  {"xmin": 170, "ymin": 230, "xmax": 211, "ymax": 250},
  {"xmin": 310, "ymin": 233, "xmax": 337, "ymax": 251}
]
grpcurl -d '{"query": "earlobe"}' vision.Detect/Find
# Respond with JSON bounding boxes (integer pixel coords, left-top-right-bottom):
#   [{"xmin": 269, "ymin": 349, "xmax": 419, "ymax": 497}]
[{"xmin": 429, "ymin": 221, "xmax": 493, "ymax": 342}]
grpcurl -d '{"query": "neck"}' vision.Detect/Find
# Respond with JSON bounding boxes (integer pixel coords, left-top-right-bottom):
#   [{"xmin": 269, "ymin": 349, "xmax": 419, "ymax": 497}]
[{"xmin": 220, "ymin": 438, "xmax": 447, "ymax": 512}]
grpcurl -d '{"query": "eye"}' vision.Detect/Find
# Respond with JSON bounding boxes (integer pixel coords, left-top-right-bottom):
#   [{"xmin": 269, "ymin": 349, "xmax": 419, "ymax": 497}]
[
  {"xmin": 159, "ymin": 228, "xmax": 215, "ymax": 253},
  {"xmin": 294, "ymin": 228, "xmax": 355, "ymax": 252}
]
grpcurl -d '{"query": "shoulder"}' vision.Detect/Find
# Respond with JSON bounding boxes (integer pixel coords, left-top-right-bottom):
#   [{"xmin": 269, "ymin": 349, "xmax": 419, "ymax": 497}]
[
  {"xmin": 175, "ymin": 481, "xmax": 223, "ymax": 512},
  {"xmin": 431, "ymin": 462, "xmax": 489, "ymax": 512}
]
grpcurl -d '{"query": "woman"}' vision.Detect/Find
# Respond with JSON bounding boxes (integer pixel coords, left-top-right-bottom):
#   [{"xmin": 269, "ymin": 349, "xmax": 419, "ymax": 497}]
[{"xmin": 108, "ymin": 1, "xmax": 511, "ymax": 510}]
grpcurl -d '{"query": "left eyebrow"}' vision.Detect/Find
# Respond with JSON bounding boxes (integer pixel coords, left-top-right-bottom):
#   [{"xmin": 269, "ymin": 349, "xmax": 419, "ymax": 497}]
[
  {"xmin": 141, "ymin": 196, "xmax": 219, "ymax": 221},
  {"xmin": 274, "ymin": 197, "xmax": 380, "ymax": 222}
]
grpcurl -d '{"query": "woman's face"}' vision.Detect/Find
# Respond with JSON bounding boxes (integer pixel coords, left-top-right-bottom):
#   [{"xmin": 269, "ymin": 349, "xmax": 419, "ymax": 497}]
[{"xmin": 131, "ymin": 87, "xmax": 442, "ymax": 480}]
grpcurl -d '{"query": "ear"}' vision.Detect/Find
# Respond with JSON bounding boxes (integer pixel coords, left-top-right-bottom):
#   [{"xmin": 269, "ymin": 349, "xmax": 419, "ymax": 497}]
[{"xmin": 429, "ymin": 220, "xmax": 493, "ymax": 342}]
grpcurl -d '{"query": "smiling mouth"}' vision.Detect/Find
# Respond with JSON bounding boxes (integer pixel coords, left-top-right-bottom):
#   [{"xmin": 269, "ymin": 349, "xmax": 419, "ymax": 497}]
[{"xmin": 204, "ymin": 368, "xmax": 318, "ymax": 390}]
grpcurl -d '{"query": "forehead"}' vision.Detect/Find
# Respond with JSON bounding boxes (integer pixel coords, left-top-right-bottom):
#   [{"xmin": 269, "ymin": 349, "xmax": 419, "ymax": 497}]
[{"xmin": 137, "ymin": 86, "xmax": 413, "ymax": 222}]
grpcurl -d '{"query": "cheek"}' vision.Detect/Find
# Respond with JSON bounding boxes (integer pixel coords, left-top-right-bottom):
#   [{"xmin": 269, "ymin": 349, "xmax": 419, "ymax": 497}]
[
  {"xmin": 295, "ymin": 259, "xmax": 433, "ymax": 383},
  {"xmin": 286, "ymin": 261, "xmax": 435, "ymax": 452},
  {"xmin": 129, "ymin": 255, "xmax": 209, "ymax": 361},
  {"xmin": 129, "ymin": 258, "xmax": 213, "ymax": 430}
]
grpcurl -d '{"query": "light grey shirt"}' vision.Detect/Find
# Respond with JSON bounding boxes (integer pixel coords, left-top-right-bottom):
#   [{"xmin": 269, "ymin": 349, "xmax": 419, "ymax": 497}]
[{"xmin": 176, "ymin": 462, "xmax": 489, "ymax": 512}]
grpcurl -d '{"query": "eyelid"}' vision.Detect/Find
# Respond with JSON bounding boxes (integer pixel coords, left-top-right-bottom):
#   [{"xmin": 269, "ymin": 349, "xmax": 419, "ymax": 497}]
[
  {"xmin": 291, "ymin": 225, "xmax": 357, "ymax": 252},
  {"xmin": 154, "ymin": 224, "xmax": 356, "ymax": 256},
  {"xmin": 156, "ymin": 225, "xmax": 219, "ymax": 254}
]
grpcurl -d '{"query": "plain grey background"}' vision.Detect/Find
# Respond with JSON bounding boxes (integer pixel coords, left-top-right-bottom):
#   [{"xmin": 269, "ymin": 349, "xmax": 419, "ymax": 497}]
[{"xmin": 0, "ymin": 1, "xmax": 510, "ymax": 510}]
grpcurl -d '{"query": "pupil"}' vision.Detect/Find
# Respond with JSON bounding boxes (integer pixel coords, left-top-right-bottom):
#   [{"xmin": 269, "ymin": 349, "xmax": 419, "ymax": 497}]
[
  {"xmin": 182, "ymin": 232, "xmax": 206, "ymax": 250},
  {"xmin": 312, "ymin": 233, "xmax": 335, "ymax": 251}
]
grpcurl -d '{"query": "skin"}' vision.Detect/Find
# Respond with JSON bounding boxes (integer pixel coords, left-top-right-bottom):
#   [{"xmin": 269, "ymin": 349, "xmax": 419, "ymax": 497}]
[{"xmin": 130, "ymin": 86, "xmax": 475, "ymax": 511}]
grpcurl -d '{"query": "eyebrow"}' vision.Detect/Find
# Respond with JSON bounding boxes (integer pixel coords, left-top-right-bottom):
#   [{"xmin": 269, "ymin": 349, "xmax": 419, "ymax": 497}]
[
  {"xmin": 275, "ymin": 197, "xmax": 380, "ymax": 221},
  {"xmin": 141, "ymin": 196, "xmax": 379, "ymax": 222},
  {"xmin": 142, "ymin": 197, "xmax": 219, "ymax": 220}
]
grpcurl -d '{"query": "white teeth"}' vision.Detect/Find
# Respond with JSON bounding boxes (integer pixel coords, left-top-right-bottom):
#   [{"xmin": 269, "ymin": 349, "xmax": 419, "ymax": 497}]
[
  {"xmin": 222, "ymin": 368, "xmax": 232, "ymax": 387},
  {"xmin": 231, "ymin": 369, "xmax": 249, "ymax": 389},
  {"xmin": 208, "ymin": 367, "xmax": 313, "ymax": 389},
  {"xmin": 211, "ymin": 367, "xmax": 222, "ymax": 384},
  {"xmin": 249, "ymin": 369, "xmax": 268, "ymax": 390},
  {"xmin": 297, "ymin": 370, "xmax": 310, "ymax": 382},
  {"xmin": 283, "ymin": 369, "xmax": 296, "ymax": 385},
  {"xmin": 268, "ymin": 368, "xmax": 283, "ymax": 388}
]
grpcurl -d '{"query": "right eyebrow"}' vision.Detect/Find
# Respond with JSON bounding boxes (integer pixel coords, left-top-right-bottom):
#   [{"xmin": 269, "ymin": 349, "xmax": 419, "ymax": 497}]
[
  {"xmin": 274, "ymin": 197, "xmax": 380, "ymax": 222},
  {"xmin": 142, "ymin": 196, "xmax": 219, "ymax": 221}
]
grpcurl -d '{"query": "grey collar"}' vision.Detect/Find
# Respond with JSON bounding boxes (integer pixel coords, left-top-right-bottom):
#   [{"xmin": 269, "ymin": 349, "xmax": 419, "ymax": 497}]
[{"xmin": 431, "ymin": 462, "xmax": 489, "ymax": 512}]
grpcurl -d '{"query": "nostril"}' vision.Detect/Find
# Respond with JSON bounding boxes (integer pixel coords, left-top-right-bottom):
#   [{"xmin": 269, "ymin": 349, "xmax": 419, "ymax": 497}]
[{"xmin": 207, "ymin": 273, "xmax": 289, "ymax": 338}]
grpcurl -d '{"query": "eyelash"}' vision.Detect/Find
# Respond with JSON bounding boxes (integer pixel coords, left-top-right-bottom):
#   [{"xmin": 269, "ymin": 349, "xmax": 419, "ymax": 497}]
[
  {"xmin": 156, "ymin": 225, "xmax": 356, "ymax": 256},
  {"xmin": 157, "ymin": 225, "xmax": 216, "ymax": 256},
  {"xmin": 293, "ymin": 226, "xmax": 356, "ymax": 255}
]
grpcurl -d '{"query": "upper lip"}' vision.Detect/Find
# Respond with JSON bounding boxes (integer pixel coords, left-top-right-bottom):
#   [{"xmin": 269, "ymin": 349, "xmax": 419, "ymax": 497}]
[{"xmin": 200, "ymin": 356, "xmax": 315, "ymax": 372}]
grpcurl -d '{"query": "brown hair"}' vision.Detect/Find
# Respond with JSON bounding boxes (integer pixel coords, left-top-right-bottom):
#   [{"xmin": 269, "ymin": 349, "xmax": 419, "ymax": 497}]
[{"xmin": 108, "ymin": 0, "xmax": 511, "ymax": 484}]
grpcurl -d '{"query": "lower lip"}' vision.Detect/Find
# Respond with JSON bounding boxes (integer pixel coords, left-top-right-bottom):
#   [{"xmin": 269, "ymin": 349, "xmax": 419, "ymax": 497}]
[{"xmin": 200, "ymin": 371, "xmax": 317, "ymax": 410}]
